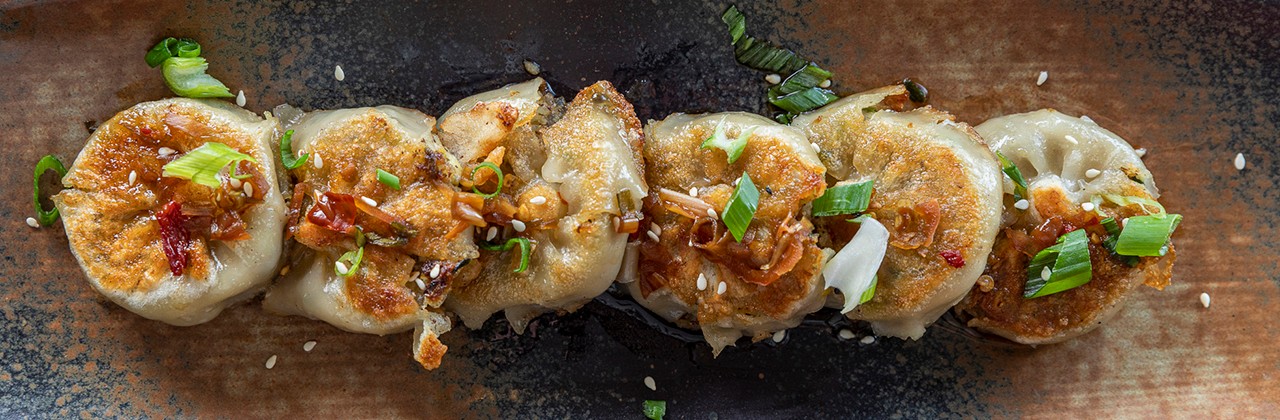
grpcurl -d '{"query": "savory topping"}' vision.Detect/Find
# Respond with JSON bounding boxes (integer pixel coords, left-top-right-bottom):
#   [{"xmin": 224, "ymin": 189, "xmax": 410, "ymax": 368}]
[
  {"xmin": 145, "ymin": 37, "xmax": 201, "ymax": 67},
  {"xmin": 479, "ymin": 237, "xmax": 532, "ymax": 273},
  {"xmin": 699, "ymin": 119, "xmax": 754, "ymax": 164},
  {"xmin": 721, "ymin": 173, "xmax": 760, "ymax": 242},
  {"xmin": 822, "ymin": 216, "xmax": 889, "ymax": 313},
  {"xmin": 643, "ymin": 400, "xmax": 666, "ymax": 420},
  {"xmin": 469, "ymin": 162, "xmax": 503, "ymax": 199},
  {"xmin": 277, "ymin": 130, "xmax": 309, "ymax": 170},
  {"xmin": 996, "ymin": 151, "xmax": 1028, "ymax": 200},
  {"xmin": 376, "ymin": 169, "xmax": 401, "ymax": 190},
  {"xmin": 719, "ymin": 6, "xmax": 836, "ymax": 122},
  {"xmin": 810, "ymin": 179, "xmax": 873, "ymax": 217},
  {"xmin": 335, "ymin": 229, "xmax": 366, "ymax": 277},
  {"xmin": 155, "ymin": 201, "xmax": 192, "ymax": 277},
  {"xmin": 145, "ymin": 37, "xmax": 234, "ymax": 98},
  {"xmin": 1024, "ymin": 229, "xmax": 1092, "ymax": 298},
  {"xmin": 1114, "ymin": 214, "xmax": 1182, "ymax": 257},
  {"xmin": 161, "ymin": 142, "xmax": 256, "ymax": 188},
  {"xmin": 32, "ymin": 155, "xmax": 67, "ymax": 226},
  {"xmin": 902, "ymin": 78, "xmax": 929, "ymax": 103}
]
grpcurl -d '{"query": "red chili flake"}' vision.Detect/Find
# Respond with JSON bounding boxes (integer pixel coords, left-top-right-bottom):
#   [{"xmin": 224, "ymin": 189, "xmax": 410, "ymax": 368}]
[
  {"xmin": 307, "ymin": 192, "xmax": 358, "ymax": 234},
  {"xmin": 156, "ymin": 201, "xmax": 191, "ymax": 276},
  {"xmin": 139, "ymin": 127, "xmax": 153, "ymax": 136},
  {"xmin": 940, "ymin": 250, "xmax": 965, "ymax": 268}
]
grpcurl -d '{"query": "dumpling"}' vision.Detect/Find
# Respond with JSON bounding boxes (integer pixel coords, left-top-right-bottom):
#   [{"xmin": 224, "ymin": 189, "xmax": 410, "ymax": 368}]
[
  {"xmin": 261, "ymin": 106, "xmax": 472, "ymax": 369},
  {"xmin": 437, "ymin": 79, "xmax": 647, "ymax": 332},
  {"xmin": 628, "ymin": 112, "xmax": 829, "ymax": 354},
  {"xmin": 54, "ymin": 98, "xmax": 287, "ymax": 326},
  {"xmin": 955, "ymin": 110, "xmax": 1176, "ymax": 344},
  {"xmin": 791, "ymin": 85, "xmax": 1004, "ymax": 339}
]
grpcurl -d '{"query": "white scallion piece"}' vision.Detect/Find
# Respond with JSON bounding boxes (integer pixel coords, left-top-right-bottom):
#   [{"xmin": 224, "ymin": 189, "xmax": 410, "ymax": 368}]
[{"xmin": 822, "ymin": 217, "xmax": 889, "ymax": 313}]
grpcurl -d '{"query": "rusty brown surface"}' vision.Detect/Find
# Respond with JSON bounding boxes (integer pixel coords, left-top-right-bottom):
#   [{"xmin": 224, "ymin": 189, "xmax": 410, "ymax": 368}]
[{"xmin": 1, "ymin": 0, "xmax": 1277, "ymax": 417}]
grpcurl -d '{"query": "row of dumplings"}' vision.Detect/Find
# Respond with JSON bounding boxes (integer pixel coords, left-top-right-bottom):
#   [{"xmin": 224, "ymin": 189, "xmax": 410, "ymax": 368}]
[{"xmin": 53, "ymin": 79, "xmax": 1174, "ymax": 369}]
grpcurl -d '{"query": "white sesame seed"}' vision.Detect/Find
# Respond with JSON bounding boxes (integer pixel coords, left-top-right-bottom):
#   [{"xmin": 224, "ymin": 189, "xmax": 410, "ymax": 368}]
[
  {"xmin": 486, "ymin": 226, "xmax": 498, "ymax": 241},
  {"xmin": 764, "ymin": 73, "xmax": 782, "ymax": 84},
  {"xmin": 415, "ymin": 278, "xmax": 426, "ymax": 290},
  {"xmin": 1085, "ymin": 169, "xmax": 1101, "ymax": 178},
  {"xmin": 689, "ymin": 187, "xmax": 698, "ymax": 197},
  {"xmin": 303, "ymin": 341, "xmax": 317, "ymax": 352},
  {"xmin": 733, "ymin": 177, "xmax": 740, "ymax": 186},
  {"xmin": 530, "ymin": 196, "xmax": 547, "ymax": 205},
  {"xmin": 1013, "ymin": 199, "xmax": 1030, "ymax": 210},
  {"xmin": 313, "ymin": 153, "xmax": 324, "ymax": 169},
  {"xmin": 696, "ymin": 273, "xmax": 707, "ymax": 291},
  {"xmin": 708, "ymin": 208, "xmax": 718, "ymax": 219},
  {"xmin": 1064, "ymin": 134, "xmax": 1079, "ymax": 145},
  {"xmin": 1080, "ymin": 115, "xmax": 1094, "ymax": 123},
  {"xmin": 158, "ymin": 147, "xmax": 176, "ymax": 157},
  {"xmin": 650, "ymin": 223, "xmax": 662, "ymax": 236},
  {"xmin": 1200, "ymin": 292, "xmax": 1211, "ymax": 309},
  {"xmin": 716, "ymin": 281, "xmax": 727, "ymax": 295},
  {"xmin": 523, "ymin": 59, "xmax": 541, "ymax": 76},
  {"xmin": 334, "ymin": 65, "xmax": 345, "ymax": 81},
  {"xmin": 860, "ymin": 336, "xmax": 876, "ymax": 344},
  {"xmin": 512, "ymin": 219, "xmax": 527, "ymax": 232},
  {"xmin": 1036, "ymin": 71, "xmax": 1048, "ymax": 86},
  {"xmin": 838, "ymin": 329, "xmax": 855, "ymax": 340},
  {"xmin": 1041, "ymin": 266, "xmax": 1052, "ymax": 281},
  {"xmin": 360, "ymin": 196, "xmax": 377, "ymax": 207},
  {"xmin": 229, "ymin": 177, "xmax": 243, "ymax": 189},
  {"xmin": 127, "ymin": 170, "xmax": 137, "ymax": 185},
  {"xmin": 1234, "ymin": 153, "xmax": 1246, "ymax": 171},
  {"xmin": 243, "ymin": 182, "xmax": 254, "ymax": 198},
  {"xmin": 1135, "ymin": 148, "xmax": 1147, "ymax": 158},
  {"xmin": 772, "ymin": 330, "xmax": 786, "ymax": 343},
  {"xmin": 819, "ymin": 79, "xmax": 832, "ymax": 88},
  {"xmin": 647, "ymin": 230, "xmax": 660, "ymax": 242},
  {"xmin": 236, "ymin": 90, "xmax": 246, "ymax": 107},
  {"xmin": 265, "ymin": 355, "xmax": 278, "ymax": 369},
  {"xmin": 810, "ymin": 142, "xmax": 821, "ymax": 153},
  {"xmin": 1081, "ymin": 202, "xmax": 1096, "ymax": 212},
  {"xmin": 1122, "ymin": 217, "xmax": 1129, "ymax": 227},
  {"xmin": 429, "ymin": 264, "xmax": 441, "ymax": 279},
  {"xmin": 335, "ymin": 261, "xmax": 349, "ymax": 275},
  {"xmin": 25, "ymin": 217, "xmax": 39, "ymax": 228},
  {"xmin": 643, "ymin": 376, "xmax": 656, "ymax": 391}
]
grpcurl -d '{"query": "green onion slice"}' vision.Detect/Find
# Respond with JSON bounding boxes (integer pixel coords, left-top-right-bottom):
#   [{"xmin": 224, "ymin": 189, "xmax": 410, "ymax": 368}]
[
  {"xmin": 1024, "ymin": 229, "xmax": 1093, "ymax": 298},
  {"xmin": 858, "ymin": 276, "xmax": 878, "ymax": 304},
  {"xmin": 768, "ymin": 86, "xmax": 838, "ymax": 114},
  {"xmin": 811, "ymin": 179, "xmax": 873, "ymax": 217},
  {"xmin": 1102, "ymin": 194, "xmax": 1167, "ymax": 217},
  {"xmin": 722, "ymin": 172, "xmax": 760, "ymax": 242},
  {"xmin": 33, "ymin": 155, "xmax": 68, "ymax": 226},
  {"xmin": 996, "ymin": 151, "xmax": 1029, "ymax": 200},
  {"xmin": 146, "ymin": 38, "xmax": 201, "ymax": 68},
  {"xmin": 1115, "ymin": 214, "xmax": 1181, "ymax": 256},
  {"xmin": 161, "ymin": 57, "xmax": 234, "ymax": 98},
  {"xmin": 480, "ymin": 237, "xmax": 533, "ymax": 273},
  {"xmin": 776, "ymin": 63, "xmax": 833, "ymax": 95},
  {"xmin": 278, "ymin": 130, "xmax": 309, "ymax": 170},
  {"xmin": 377, "ymin": 169, "xmax": 401, "ymax": 190},
  {"xmin": 161, "ymin": 142, "xmax": 257, "ymax": 188},
  {"xmin": 335, "ymin": 229, "xmax": 366, "ymax": 277},
  {"xmin": 720, "ymin": 6, "xmax": 809, "ymax": 75},
  {"xmin": 470, "ymin": 162, "xmax": 504, "ymax": 199},
  {"xmin": 700, "ymin": 120, "xmax": 754, "ymax": 164},
  {"xmin": 643, "ymin": 400, "xmax": 666, "ymax": 420}
]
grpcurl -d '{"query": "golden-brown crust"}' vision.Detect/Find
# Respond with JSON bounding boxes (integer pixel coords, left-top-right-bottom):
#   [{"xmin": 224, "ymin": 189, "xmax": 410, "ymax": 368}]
[
  {"xmin": 573, "ymin": 81, "xmax": 647, "ymax": 178},
  {"xmin": 413, "ymin": 331, "xmax": 448, "ymax": 370}
]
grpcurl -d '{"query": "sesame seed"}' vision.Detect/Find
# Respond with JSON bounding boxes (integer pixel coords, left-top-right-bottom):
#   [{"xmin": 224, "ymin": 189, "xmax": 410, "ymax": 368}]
[
  {"xmin": 243, "ymin": 182, "xmax": 254, "ymax": 198},
  {"xmin": 523, "ymin": 59, "xmax": 541, "ymax": 76},
  {"xmin": 1200, "ymin": 292, "xmax": 1211, "ymax": 309},
  {"xmin": 772, "ymin": 330, "xmax": 786, "ymax": 343},
  {"xmin": 1014, "ymin": 199, "xmax": 1030, "ymax": 210},
  {"xmin": 1081, "ymin": 202, "xmax": 1096, "ymax": 212},
  {"xmin": 764, "ymin": 73, "xmax": 782, "ymax": 84},
  {"xmin": 486, "ymin": 226, "xmax": 498, "ymax": 241},
  {"xmin": 1080, "ymin": 115, "xmax": 1095, "ymax": 123},
  {"xmin": 860, "ymin": 336, "xmax": 876, "ymax": 344},
  {"xmin": 415, "ymin": 278, "xmax": 426, "ymax": 290},
  {"xmin": 647, "ymin": 230, "xmax": 660, "ymax": 242},
  {"xmin": 127, "ymin": 170, "xmax": 137, "ymax": 185},
  {"xmin": 279, "ymin": 266, "xmax": 290, "ymax": 276},
  {"xmin": 1085, "ymin": 169, "xmax": 1101, "ymax": 178},
  {"xmin": 530, "ymin": 196, "xmax": 547, "ymax": 205},
  {"xmin": 236, "ymin": 90, "xmax": 246, "ymax": 107},
  {"xmin": 716, "ymin": 281, "xmax": 727, "ymax": 295},
  {"xmin": 313, "ymin": 153, "xmax": 324, "ymax": 169},
  {"xmin": 303, "ymin": 341, "xmax": 317, "ymax": 352},
  {"xmin": 335, "ymin": 261, "xmax": 349, "ymax": 275},
  {"xmin": 1036, "ymin": 71, "xmax": 1048, "ymax": 86},
  {"xmin": 650, "ymin": 224, "xmax": 662, "ymax": 236},
  {"xmin": 1135, "ymin": 148, "xmax": 1147, "ymax": 158},
  {"xmin": 1041, "ymin": 266, "xmax": 1052, "ymax": 281},
  {"xmin": 810, "ymin": 142, "xmax": 821, "ymax": 153},
  {"xmin": 838, "ymin": 329, "xmax": 855, "ymax": 340},
  {"xmin": 643, "ymin": 376, "xmax": 656, "ymax": 391},
  {"xmin": 689, "ymin": 187, "xmax": 698, "ymax": 197},
  {"xmin": 25, "ymin": 217, "xmax": 39, "ymax": 228},
  {"xmin": 1064, "ymin": 134, "xmax": 1079, "ymax": 145},
  {"xmin": 158, "ymin": 147, "xmax": 176, "ymax": 157},
  {"xmin": 512, "ymin": 220, "xmax": 527, "ymax": 232},
  {"xmin": 334, "ymin": 65, "xmax": 345, "ymax": 81},
  {"xmin": 360, "ymin": 196, "xmax": 377, "ymax": 207},
  {"xmin": 1234, "ymin": 153, "xmax": 1246, "ymax": 171},
  {"xmin": 819, "ymin": 79, "xmax": 832, "ymax": 88},
  {"xmin": 429, "ymin": 264, "xmax": 441, "ymax": 279},
  {"xmin": 229, "ymin": 177, "xmax": 243, "ymax": 189},
  {"xmin": 708, "ymin": 208, "xmax": 718, "ymax": 219},
  {"xmin": 265, "ymin": 355, "xmax": 278, "ymax": 369},
  {"xmin": 696, "ymin": 273, "xmax": 707, "ymax": 291}
]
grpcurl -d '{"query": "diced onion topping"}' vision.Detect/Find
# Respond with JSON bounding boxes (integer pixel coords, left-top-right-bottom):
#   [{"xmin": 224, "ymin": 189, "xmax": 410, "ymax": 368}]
[
  {"xmin": 810, "ymin": 179, "xmax": 873, "ymax": 217},
  {"xmin": 32, "ymin": 155, "xmax": 67, "ymax": 226},
  {"xmin": 822, "ymin": 216, "xmax": 889, "ymax": 313},
  {"xmin": 721, "ymin": 172, "xmax": 760, "ymax": 242},
  {"xmin": 278, "ymin": 130, "xmax": 309, "ymax": 170},
  {"xmin": 161, "ymin": 142, "xmax": 257, "ymax": 188},
  {"xmin": 1024, "ymin": 229, "xmax": 1092, "ymax": 298},
  {"xmin": 376, "ymin": 169, "xmax": 401, "ymax": 190},
  {"xmin": 480, "ymin": 237, "xmax": 533, "ymax": 273}
]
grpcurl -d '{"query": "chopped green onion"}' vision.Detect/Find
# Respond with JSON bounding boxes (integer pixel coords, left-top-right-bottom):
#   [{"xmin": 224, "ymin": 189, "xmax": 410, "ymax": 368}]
[
  {"xmin": 161, "ymin": 57, "xmax": 234, "ymax": 98},
  {"xmin": 336, "ymin": 229, "xmax": 366, "ymax": 277},
  {"xmin": 33, "ymin": 155, "xmax": 68, "ymax": 226},
  {"xmin": 859, "ymin": 276, "xmax": 878, "ymax": 304},
  {"xmin": 720, "ymin": 6, "xmax": 808, "ymax": 75},
  {"xmin": 1099, "ymin": 217, "xmax": 1138, "ymax": 266},
  {"xmin": 902, "ymin": 78, "xmax": 928, "ymax": 103},
  {"xmin": 768, "ymin": 86, "xmax": 838, "ymax": 114},
  {"xmin": 1102, "ymin": 194, "xmax": 1166, "ymax": 217},
  {"xmin": 849, "ymin": 214, "xmax": 873, "ymax": 224},
  {"xmin": 278, "ymin": 130, "xmax": 309, "ymax": 170},
  {"xmin": 643, "ymin": 400, "xmax": 666, "ymax": 420},
  {"xmin": 811, "ymin": 180, "xmax": 874, "ymax": 217},
  {"xmin": 145, "ymin": 38, "xmax": 201, "ymax": 68},
  {"xmin": 996, "ymin": 151, "xmax": 1028, "ymax": 201},
  {"xmin": 376, "ymin": 169, "xmax": 401, "ymax": 190},
  {"xmin": 722, "ymin": 172, "xmax": 760, "ymax": 242},
  {"xmin": 161, "ymin": 142, "xmax": 257, "ymax": 188},
  {"xmin": 1024, "ymin": 229, "xmax": 1092, "ymax": 298},
  {"xmin": 480, "ymin": 237, "xmax": 533, "ymax": 273},
  {"xmin": 776, "ymin": 63, "xmax": 832, "ymax": 95},
  {"xmin": 470, "ymin": 162, "xmax": 504, "ymax": 199},
  {"xmin": 700, "ymin": 120, "xmax": 754, "ymax": 164},
  {"xmin": 1115, "ymin": 214, "xmax": 1181, "ymax": 256}
]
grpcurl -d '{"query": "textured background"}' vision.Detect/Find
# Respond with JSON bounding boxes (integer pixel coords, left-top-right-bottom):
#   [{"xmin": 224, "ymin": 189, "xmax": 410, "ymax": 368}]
[{"xmin": 2, "ymin": 0, "xmax": 1278, "ymax": 418}]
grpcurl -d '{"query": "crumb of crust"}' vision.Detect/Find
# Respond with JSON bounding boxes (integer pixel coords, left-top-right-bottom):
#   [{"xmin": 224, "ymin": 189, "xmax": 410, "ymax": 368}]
[{"xmin": 414, "ymin": 332, "xmax": 448, "ymax": 370}]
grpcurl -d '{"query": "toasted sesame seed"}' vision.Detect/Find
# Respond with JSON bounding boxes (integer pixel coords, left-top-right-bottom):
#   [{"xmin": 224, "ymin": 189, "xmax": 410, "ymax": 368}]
[
  {"xmin": 1085, "ymin": 169, "xmax": 1101, "ymax": 178},
  {"xmin": 229, "ymin": 177, "xmax": 243, "ymax": 189},
  {"xmin": 303, "ymin": 341, "xmax": 317, "ymax": 352},
  {"xmin": 265, "ymin": 355, "xmax": 278, "ymax": 369},
  {"xmin": 523, "ymin": 59, "xmax": 541, "ymax": 76},
  {"xmin": 1081, "ymin": 202, "xmax": 1096, "ymax": 212},
  {"xmin": 838, "ymin": 329, "xmax": 855, "ymax": 340},
  {"xmin": 530, "ymin": 196, "xmax": 547, "ymax": 205},
  {"xmin": 1135, "ymin": 148, "xmax": 1147, "ymax": 158},
  {"xmin": 1041, "ymin": 266, "xmax": 1052, "ymax": 281},
  {"xmin": 313, "ymin": 153, "xmax": 324, "ymax": 169},
  {"xmin": 1064, "ymin": 134, "xmax": 1079, "ymax": 145},
  {"xmin": 1234, "ymin": 153, "xmax": 1246, "ymax": 171},
  {"xmin": 360, "ymin": 196, "xmax": 377, "ymax": 207},
  {"xmin": 158, "ymin": 147, "xmax": 176, "ymax": 157},
  {"xmin": 860, "ymin": 336, "xmax": 876, "ymax": 344},
  {"xmin": 429, "ymin": 264, "xmax": 441, "ymax": 279},
  {"xmin": 810, "ymin": 142, "xmax": 821, "ymax": 153},
  {"xmin": 650, "ymin": 224, "xmax": 662, "ymax": 236},
  {"xmin": 334, "ymin": 65, "xmax": 345, "ymax": 81},
  {"xmin": 696, "ymin": 273, "xmax": 707, "ymax": 291},
  {"xmin": 1200, "ymin": 292, "xmax": 1211, "ymax": 308},
  {"xmin": 279, "ymin": 266, "xmax": 290, "ymax": 276},
  {"xmin": 819, "ymin": 79, "xmax": 832, "ymax": 88},
  {"xmin": 1080, "ymin": 115, "xmax": 1095, "ymax": 123},
  {"xmin": 716, "ymin": 281, "xmax": 727, "ymax": 295},
  {"xmin": 512, "ymin": 219, "xmax": 527, "ymax": 232},
  {"xmin": 772, "ymin": 330, "xmax": 786, "ymax": 343},
  {"xmin": 335, "ymin": 261, "xmax": 349, "ymax": 275},
  {"xmin": 647, "ymin": 230, "xmax": 660, "ymax": 242},
  {"xmin": 733, "ymin": 177, "xmax": 740, "ymax": 186},
  {"xmin": 415, "ymin": 278, "xmax": 426, "ymax": 290},
  {"xmin": 1036, "ymin": 71, "xmax": 1048, "ymax": 86},
  {"xmin": 486, "ymin": 226, "xmax": 498, "ymax": 241},
  {"xmin": 1014, "ymin": 199, "xmax": 1030, "ymax": 210},
  {"xmin": 128, "ymin": 170, "xmax": 137, "ymax": 185},
  {"xmin": 236, "ymin": 90, "xmax": 246, "ymax": 107},
  {"xmin": 243, "ymin": 183, "xmax": 254, "ymax": 197},
  {"xmin": 708, "ymin": 208, "xmax": 718, "ymax": 219},
  {"xmin": 765, "ymin": 73, "xmax": 782, "ymax": 84},
  {"xmin": 643, "ymin": 376, "xmax": 656, "ymax": 391},
  {"xmin": 689, "ymin": 187, "xmax": 698, "ymax": 197},
  {"xmin": 26, "ymin": 217, "xmax": 39, "ymax": 228}
]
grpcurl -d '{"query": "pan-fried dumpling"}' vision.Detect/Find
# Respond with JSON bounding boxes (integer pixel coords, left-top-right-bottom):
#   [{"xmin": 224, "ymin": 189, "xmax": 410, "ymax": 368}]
[
  {"xmin": 628, "ymin": 112, "xmax": 829, "ymax": 354},
  {"xmin": 438, "ymin": 79, "xmax": 648, "ymax": 332},
  {"xmin": 261, "ymin": 106, "xmax": 471, "ymax": 369},
  {"xmin": 791, "ymin": 85, "xmax": 1004, "ymax": 339},
  {"xmin": 54, "ymin": 98, "xmax": 286, "ymax": 326},
  {"xmin": 956, "ymin": 110, "xmax": 1176, "ymax": 344}
]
